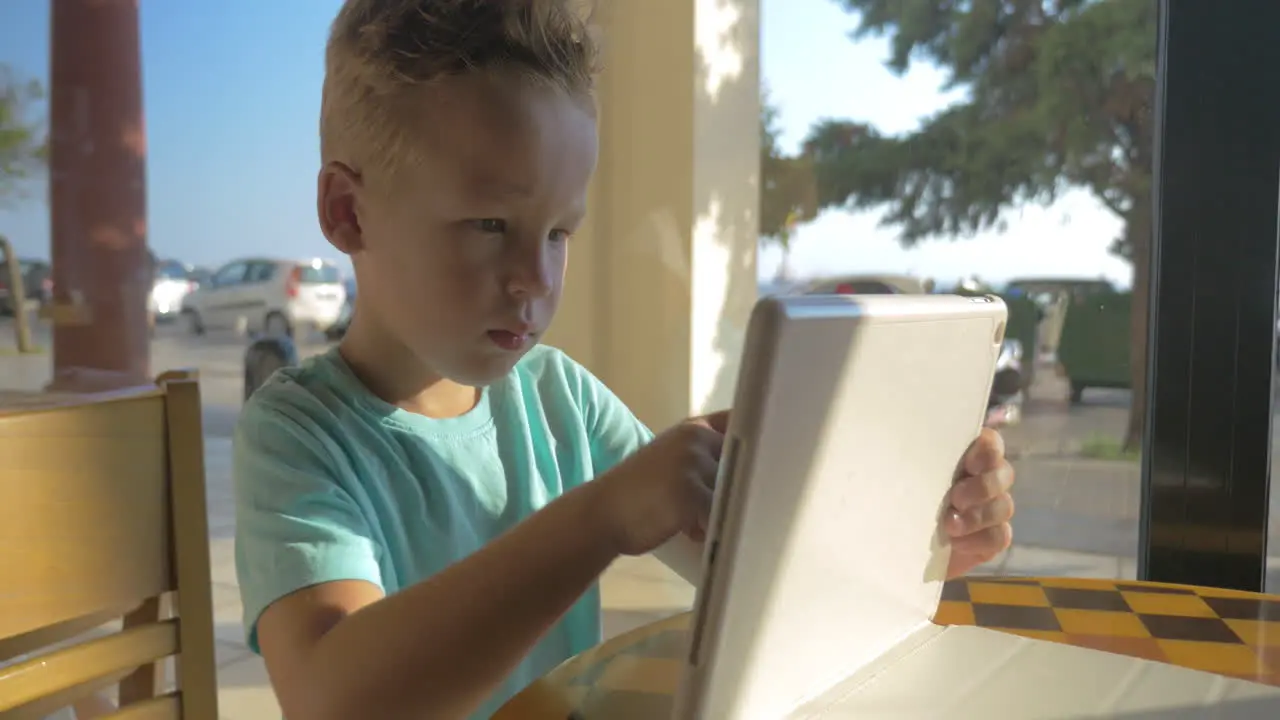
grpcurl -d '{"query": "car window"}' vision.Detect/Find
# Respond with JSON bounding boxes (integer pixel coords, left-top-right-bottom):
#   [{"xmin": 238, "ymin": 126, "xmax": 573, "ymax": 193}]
[
  {"xmin": 246, "ymin": 262, "xmax": 277, "ymax": 283},
  {"xmin": 819, "ymin": 280, "xmax": 896, "ymax": 294},
  {"xmin": 212, "ymin": 262, "xmax": 248, "ymax": 287},
  {"xmin": 297, "ymin": 263, "xmax": 341, "ymax": 284}
]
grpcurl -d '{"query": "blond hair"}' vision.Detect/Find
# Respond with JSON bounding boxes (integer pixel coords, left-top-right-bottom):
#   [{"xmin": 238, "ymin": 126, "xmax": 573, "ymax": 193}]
[{"xmin": 321, "ymin": 0, "xmax": 600, "ymax": 179}]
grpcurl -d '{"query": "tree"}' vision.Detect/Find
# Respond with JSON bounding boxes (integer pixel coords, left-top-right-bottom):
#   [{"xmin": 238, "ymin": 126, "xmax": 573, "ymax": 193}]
[
  {"xmin": 0, "ymin": 63, "xmax": 47, "ymax": 205},
  {"xmin": 759, "ymin": 88, "xmax": 819, "ymax": 273},
  {"xmin": 806, "ymin": 0, "xmax": 1157, "ymax": 449}
]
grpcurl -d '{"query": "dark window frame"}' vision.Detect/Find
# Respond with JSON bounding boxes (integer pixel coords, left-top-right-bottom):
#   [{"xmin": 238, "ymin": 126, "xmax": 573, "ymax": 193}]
[{"xmin": 1140, "ymin": 0, "xmax": 1280, "ymax": 591}]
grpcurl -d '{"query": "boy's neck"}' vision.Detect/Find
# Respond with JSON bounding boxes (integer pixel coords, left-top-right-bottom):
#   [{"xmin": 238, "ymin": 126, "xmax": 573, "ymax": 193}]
[{"xmin": 337, "ymin": 323, "xmax": 480, "ymax": 420}]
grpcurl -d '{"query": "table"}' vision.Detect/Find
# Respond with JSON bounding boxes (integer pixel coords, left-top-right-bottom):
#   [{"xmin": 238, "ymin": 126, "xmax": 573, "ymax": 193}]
[{"xmin": 495, "ymin": 576, "xmax": 1280, "ymax": 719}]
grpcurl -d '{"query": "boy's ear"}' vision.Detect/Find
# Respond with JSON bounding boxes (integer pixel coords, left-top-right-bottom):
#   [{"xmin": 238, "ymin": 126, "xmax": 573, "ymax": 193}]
[{"xmin": 317, "ymin": 161, "xmax": 365, "ymax": 255}]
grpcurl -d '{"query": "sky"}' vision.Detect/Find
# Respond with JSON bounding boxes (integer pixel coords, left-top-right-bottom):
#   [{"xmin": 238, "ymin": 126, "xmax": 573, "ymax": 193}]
[{"xmin": 0, "ymin": 0, "xmax": 1134, "ymax": 288}]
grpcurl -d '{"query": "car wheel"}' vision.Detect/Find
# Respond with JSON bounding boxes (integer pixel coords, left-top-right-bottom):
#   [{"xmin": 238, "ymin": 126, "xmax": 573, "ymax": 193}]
[
  {"xmin": 264, "ymin": 312, "xmax": 292, "ymax": 338},
  {"xmin": 183, "ymin": 310, "xmax": 205, "ymax": 336},
  {"xmin": 1069, "ymin": 382, "xmax": 1086, "ymax": 404}
]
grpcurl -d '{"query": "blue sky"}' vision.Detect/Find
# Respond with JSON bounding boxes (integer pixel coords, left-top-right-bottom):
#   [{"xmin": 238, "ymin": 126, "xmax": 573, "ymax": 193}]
[{"xmin": 0, "ymin": 0, "xmax": 1132, "ymax": 287}]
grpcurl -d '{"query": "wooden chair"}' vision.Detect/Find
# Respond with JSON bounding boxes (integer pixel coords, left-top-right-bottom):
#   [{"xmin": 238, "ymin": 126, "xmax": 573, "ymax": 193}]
[{"xmin": 0, "ymin": 371, "xmax": 218, "ymax": 719}]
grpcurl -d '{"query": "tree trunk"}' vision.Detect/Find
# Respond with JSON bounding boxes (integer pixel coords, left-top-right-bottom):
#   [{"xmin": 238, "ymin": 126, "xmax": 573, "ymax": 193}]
[{"xmin": 1124, "ymin": 197, "xmax": 1153, "ymax": 451}]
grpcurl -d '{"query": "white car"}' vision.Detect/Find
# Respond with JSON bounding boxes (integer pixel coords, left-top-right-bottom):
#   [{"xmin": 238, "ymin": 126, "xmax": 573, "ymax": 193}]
[
  {"xmin": 150, "ymin": 259, "xmax": 196, "ymax": 321},
  {"xmin": 181, "ymin": 257, "xmax": 346, "ymax": 338}
]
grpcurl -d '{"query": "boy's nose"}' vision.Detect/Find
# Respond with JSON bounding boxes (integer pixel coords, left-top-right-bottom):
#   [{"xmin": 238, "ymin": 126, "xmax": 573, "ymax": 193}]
[{"xmin": 506, "ymin": 245, "xmax": 555, "ymax": 298}]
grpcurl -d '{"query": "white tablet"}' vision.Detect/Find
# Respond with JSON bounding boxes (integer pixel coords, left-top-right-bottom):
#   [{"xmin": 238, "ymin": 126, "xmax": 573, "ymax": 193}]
[{"xmin": 671, "ymin": 293, "xmax": 1006, "ymax": 720}]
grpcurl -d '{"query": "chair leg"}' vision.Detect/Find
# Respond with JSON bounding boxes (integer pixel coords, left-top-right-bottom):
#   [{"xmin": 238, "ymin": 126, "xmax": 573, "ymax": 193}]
[{"xmin": 72, "ymin": 693, "xmax": 117, "ymax": 720}]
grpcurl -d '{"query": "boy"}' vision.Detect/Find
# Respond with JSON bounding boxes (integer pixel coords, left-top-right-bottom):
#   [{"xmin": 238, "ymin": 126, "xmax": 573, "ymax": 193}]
[{"xmin": 233, "ymin": 2, "xmax": 1016, "ymax": 719}]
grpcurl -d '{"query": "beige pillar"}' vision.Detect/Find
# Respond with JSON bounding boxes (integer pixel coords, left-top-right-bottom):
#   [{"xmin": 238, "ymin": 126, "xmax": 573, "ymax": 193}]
[{"xmin": 548, "ymin": 0, "xmax": 761, "ymax": 431}]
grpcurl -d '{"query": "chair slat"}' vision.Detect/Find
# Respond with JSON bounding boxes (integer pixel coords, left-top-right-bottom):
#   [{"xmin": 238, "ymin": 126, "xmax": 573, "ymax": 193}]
[
  {"xmin": 0, "ymin": 620, "xmax": 179, "ymax": 713},
  {"xmin": 0, "ymin": 607, "xmax": 127, "ymax": 665},
  {"xmin": 1, "ymin": 671, "xmax": 130, "ymax": 720}
]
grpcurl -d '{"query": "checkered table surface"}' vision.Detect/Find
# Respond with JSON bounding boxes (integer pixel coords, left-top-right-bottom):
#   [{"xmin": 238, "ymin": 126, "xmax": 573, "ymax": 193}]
[{"xmin": 495, "ymin": 576, "xmax": 1280, "ymax": 720}]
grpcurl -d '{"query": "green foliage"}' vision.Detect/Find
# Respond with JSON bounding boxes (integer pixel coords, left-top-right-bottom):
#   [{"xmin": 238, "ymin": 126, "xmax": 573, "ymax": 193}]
[
  {"xmin": 1080, "ymin": 433, "xmax": 1141, "ymax": 462},
  {"xmin": 806, "ymin": 0, "xmax": 1157, "ymax": 255},
  {"xmin": 759, "ymin": 89, "xmax": 819, "ymax": 249},
  {"xmin": 778, "ymin": 0, "xmax": 1159, "ymax": 449},
  {"xmin": 0, "ymin": 64, "xmax": 47, "ymax": 204}
]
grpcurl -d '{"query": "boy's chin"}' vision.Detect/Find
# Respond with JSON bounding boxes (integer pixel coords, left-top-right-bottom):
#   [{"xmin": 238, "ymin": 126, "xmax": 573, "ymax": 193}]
[{"xmin": 439, "ymin": 345, "xmax": 533, "ymax": 387}]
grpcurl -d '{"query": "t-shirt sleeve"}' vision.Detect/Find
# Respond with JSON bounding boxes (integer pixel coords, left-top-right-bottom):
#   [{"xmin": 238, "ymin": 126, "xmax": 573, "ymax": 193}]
[
  {"xmin": 233, "ymin": 396, "xmax": 383, "ymax": 653},
  {"xmin": 567, "ymin": 358, "xmax": 655, "ymax": 474}
]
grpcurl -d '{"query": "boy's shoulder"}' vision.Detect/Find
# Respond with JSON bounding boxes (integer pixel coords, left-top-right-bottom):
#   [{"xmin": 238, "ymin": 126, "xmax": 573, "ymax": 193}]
[
  {"xmin": 240, "ymin": 348, "xmax": 354, "ymax": 423},
  {"xmin": 239, "ymin": 344, "xmax": 602, "ymax": 429}
]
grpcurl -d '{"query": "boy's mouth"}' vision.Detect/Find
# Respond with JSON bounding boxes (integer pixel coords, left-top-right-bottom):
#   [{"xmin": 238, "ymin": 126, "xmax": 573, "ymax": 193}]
[{"xmin": 487, "ymin": 328, "xmax": 531, "ymax": 351}]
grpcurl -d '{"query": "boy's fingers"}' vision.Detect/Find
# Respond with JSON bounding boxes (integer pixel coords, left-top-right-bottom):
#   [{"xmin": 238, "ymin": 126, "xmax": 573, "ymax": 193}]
[
  {"xmin": 695, "ymin": 409, "xmax": 731, "ymax": 434},
  {"xmin": 693, "ymin": 484, "xmax": 714, "ymax": 529},
  {"xmin": 949, "ymin": 464, "xmax": 1014, "ymax": 512},
  {"xmin": 962, "ymin": 428, "xmax": 1005, "ymax": 476},
  {"xmin": 946, "ymin": 493, "xmax": 1015, "ymax": 537},
  {"xmin": 683, "ymin": 423, "xmax": 725, "ymax": 460},
  {"xmin": 688, "ymin": 442, "xmax": 717, "ymax": 480}
]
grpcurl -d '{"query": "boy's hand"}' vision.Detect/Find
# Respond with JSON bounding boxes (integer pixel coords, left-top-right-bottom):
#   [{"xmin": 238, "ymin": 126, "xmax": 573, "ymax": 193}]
[
  {"xmin": 944, "ymin": 428, "xmax": 1016, "ymax": 579},
  {"xmin": 593, "ymin": 410, "xmax": 730, "ymax": 556}
]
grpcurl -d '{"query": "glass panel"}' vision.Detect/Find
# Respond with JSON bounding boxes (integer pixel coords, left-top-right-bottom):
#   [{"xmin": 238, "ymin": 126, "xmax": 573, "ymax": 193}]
[
  {"xmin": 212, "ymin": 262, "xmax": 248, "ymax": 287},
  {"xmin": 246, "ymin": 262, "xmax": 276, "ymax": 284},
  {"xmin": 762, "ymin": 0, "xmax": 1157, "ymax": 579},
  {"xmin": 297, "ymin": 263, "xmax": 341, "ymax": 285}
]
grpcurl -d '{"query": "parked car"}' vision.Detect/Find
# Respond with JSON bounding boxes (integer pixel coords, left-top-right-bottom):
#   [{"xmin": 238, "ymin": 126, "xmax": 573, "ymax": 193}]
[
  {"xmin": 150, "ymin": 259, "xmax": 197, "ymax": 322},
  {"xmin": 0, "ymin": 258, "xmax": 52, "ymax": 315},
  {"xmin": 181, "ymin": 257, "xmax": 347, "ymax": 338},
  {"xmin": 325, "ymin": 276, "xmax": 358, "ymax": 340},
  {"xmin": 799, "ymin": 273, "xmax": 930, "ymax": 296},
  {"xmin": 187, "ymin": 266, "xmax": 214, "ymax": 290}
]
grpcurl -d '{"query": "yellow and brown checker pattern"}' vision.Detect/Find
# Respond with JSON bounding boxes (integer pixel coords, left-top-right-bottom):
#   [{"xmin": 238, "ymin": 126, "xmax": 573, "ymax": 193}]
[{"xmin": 494, "ymin": 577, "xmax": 1280, "ymax": 720}]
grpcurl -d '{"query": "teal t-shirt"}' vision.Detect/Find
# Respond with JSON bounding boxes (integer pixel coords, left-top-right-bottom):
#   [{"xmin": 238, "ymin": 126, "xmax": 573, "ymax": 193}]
[{"xmin": 233, "ymin": 344, "xmax": 653, "ymax": 718}]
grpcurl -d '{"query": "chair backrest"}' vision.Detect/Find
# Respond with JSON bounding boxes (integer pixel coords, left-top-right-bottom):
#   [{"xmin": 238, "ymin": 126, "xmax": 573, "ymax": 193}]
[{"xmin": 0, "ymin": 371, "xmax": 218, "ymax": 720}]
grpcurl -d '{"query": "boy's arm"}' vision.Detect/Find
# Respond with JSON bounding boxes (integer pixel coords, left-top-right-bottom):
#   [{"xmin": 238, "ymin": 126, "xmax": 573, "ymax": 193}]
[
  {"xmin": 258, "ymin": 485, "xmax": 616, "ymax": 720},
  {"xmin": 565, "ymin": 355, "xmax": 714, "ymax": 583},
  {"xmin": 237, "ymin": 406, "xmax": 620, "ymax": 720}
]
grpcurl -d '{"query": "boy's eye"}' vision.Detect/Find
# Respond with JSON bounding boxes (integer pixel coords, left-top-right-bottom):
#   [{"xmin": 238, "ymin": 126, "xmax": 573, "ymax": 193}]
[
  {"xmin": 472, "ymin": 218, "xmax": 507, "ymax": 234},
  {"xmin": 549, "ymin": 229, "xmax": 572, "ymax": 243}
]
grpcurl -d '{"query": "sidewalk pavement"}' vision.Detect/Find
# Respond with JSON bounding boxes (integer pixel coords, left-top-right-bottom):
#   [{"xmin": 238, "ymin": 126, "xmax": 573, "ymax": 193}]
[{"xmin": 199, "ymin": 437, "xmax": 1146, "ymax": 720}]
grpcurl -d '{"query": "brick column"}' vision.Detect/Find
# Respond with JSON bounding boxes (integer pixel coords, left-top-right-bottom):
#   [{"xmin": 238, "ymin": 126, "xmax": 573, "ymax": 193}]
[{"xmin": 46, "ymin": 0, "xmax": 151, "ymax": 390}]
